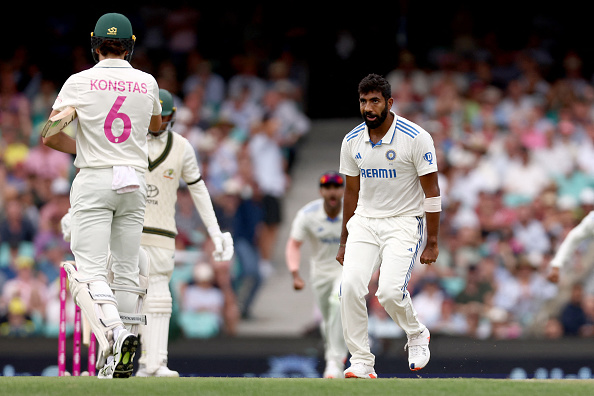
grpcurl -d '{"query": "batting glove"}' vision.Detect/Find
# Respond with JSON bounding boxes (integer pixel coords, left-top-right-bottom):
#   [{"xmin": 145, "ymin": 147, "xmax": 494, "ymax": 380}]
[
  {"xmin": 61, "ymin": 209, "xmax": 72, "ymax": 242},
  {"xmin": 210, "ymin": 230, "xmax": 234, "ymax": 262}
]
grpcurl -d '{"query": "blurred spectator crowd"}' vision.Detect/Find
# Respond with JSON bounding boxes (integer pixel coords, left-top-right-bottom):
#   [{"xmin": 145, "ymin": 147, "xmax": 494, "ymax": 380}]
[{"xmin": 1, "ymin": 6, "xmax": 594, "ymax": 348}]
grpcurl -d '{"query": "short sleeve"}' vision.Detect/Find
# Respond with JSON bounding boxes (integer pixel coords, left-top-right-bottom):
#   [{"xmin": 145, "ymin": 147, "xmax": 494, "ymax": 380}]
[
  {"xmin": 412, "ymin": 131, "xmax": 438, "ymax": 176},
  {"xmin": 152, "ymin": 79, "xmax": 162, "ymax": 116},
  {"xmin": 53, "ymin": 76, "xmax": 78, "ymax": 111},
  {"xmin": 289, "ymin": 209, "xmax": 309, "ymax": 242},
  {"xmin": 339, "ymin": 136, "xmax": 359, "ymax": 176}
]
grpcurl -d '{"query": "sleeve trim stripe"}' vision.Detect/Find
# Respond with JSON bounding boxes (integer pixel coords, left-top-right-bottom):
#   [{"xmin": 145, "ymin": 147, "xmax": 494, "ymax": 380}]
[{"xmin": 186, "ymin": 175, "xmax": 202, "ymax": 185}]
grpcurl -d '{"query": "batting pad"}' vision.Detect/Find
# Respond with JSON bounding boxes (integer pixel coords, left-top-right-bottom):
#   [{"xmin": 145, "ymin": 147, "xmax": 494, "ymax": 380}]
[
  {"xmin": 139, "ymin": 275, "xmax": 173, "ymax": 374},
  {"xmin": 62, "ymin": 261, "xmax": 121, "ymax": 365}
]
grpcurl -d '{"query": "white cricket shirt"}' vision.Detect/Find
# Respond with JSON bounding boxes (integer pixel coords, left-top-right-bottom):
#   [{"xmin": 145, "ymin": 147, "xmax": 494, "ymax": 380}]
[
  {"xmin": 141, "ymin": 131, "xmax": 202, "ymax": 250},
  {"xmin": 52, "ymin": 59, "xmax": 161, "ymax": 172},
  {"xmin": 289, "ymin": 198, "xmax": 343, "ymax": 279},
  {"xmin": 339, "ymin": 111, "xmax": 438, "ymax": 218}
]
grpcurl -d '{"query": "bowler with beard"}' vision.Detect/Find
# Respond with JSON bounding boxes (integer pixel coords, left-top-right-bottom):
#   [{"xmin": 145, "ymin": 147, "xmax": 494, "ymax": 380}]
[{"xmin": 336, "ymin": 74, "xmax": 441, "ymax": 378}]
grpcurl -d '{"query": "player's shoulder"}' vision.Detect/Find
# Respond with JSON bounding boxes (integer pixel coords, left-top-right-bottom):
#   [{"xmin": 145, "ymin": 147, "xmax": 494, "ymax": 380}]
[
  {"xmin": 168, "ymin": 131, "xmax": 194, "ymax": 152},
  {"xmin": 583, "ymin": 210, "xmax": 594, "ymax": 223},
  {"xmin": 299, "ymin": 198, "xmax": 324, "ymax": 216},
  {"xmin": 66, "ymin": 67, "xmax": 93, "ymax": 82},
  {"xmin": 170, "ymin": 130, "xmax": 187, "ymax": 143},
  {"xmin": 395, "ymin": 115, "xmax": 430, "ymax": 140},
  {"xmin": 125, "ymin": 65, "xmax": 158, "ymax": 84},
  {"xmin": 343, "ymin": 122, "xmax": 366, "ymax": 143}
]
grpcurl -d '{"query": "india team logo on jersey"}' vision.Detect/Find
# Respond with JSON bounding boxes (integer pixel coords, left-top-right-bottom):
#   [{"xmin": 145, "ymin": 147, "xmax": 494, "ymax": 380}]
[
  {"xmin": 163, "ymin": 169, "xmax": 175, "ymax": 180},
  {"xmin": 386, "ymin": 149, "xmax": 396, "ymax": 161}
]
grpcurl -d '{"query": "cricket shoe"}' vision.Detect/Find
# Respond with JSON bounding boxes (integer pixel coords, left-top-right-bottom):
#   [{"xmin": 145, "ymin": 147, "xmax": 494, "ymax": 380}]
[
  {"xmin": 323, "ymin": 360, "xmax": 344, "ymax": 379},
  {"xmin": 113, "ymin": 330, "xmax": 139, "ymax": 378},
  {"xmin": 344, "ymin": 363, "xmax": 377, "ymax": 379},
  {"xmin": 98, "ymin": 355, "xmax": 115, "ymax": 379},
  {"xmin": 405, "ymin": 328, "xmax": 430, "ymax": 371},
  {"xmin": 98, "ymin": 329, "xmax": 139, "ymax": 379},
  {"xmin": 136, "ymin": 364, "xmax": 179, "ymax": 378}
]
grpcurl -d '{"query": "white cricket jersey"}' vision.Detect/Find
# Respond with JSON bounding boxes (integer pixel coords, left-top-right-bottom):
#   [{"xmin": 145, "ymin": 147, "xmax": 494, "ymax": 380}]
[
  {"xmin": 141, "ymin": 131, "xmax": 202, "ymax": 250},
  {"xmin": 52, "ymin": 59, "xmax": 161, "ymax": 172},
  {"xmin": 339, "ymin": 111, "xmax": 438, "ymax": 218},
  {"xmin": 290, "ymin": 198, "xmax": 343, "ymax": 279}
]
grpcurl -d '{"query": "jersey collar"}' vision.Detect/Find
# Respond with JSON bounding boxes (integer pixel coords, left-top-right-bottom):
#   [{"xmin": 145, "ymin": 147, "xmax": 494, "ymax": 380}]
[
  {"xmin": 364, "ymin": 111, "xmax": 397, "ymax": 148},
  {"xmin": 94, "ymin": 59, "xmax": 132, "ymax": 68}
]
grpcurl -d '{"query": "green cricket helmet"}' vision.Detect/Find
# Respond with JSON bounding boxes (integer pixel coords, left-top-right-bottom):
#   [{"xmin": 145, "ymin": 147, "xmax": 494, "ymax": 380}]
[
  {"xmin": 152, "ymin": 89, "xmax": 177, "ymax": 136},
  {"xmin": 90, "ymin": 13, "xmax": 136, "ymax": 63}
]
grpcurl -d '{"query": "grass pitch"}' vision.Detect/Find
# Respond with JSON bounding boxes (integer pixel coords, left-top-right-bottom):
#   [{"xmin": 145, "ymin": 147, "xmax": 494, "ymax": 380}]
[{"xmin": 1, "ymin": 377, "xmax": 593, "ymax": 396}]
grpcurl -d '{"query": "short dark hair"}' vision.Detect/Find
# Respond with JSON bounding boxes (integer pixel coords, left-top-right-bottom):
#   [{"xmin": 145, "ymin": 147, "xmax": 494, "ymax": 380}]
[
  {"xmin": 358, "ymin": 73, "xmax": 392, "ymax": 102},
  {"xmin": 94, "ymin": 39, "xmax": 130, "ymax": 57}
]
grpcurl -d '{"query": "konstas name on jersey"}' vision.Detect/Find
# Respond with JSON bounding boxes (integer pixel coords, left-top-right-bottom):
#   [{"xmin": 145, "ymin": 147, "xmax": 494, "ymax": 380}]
[{"xmin": 90, "ymin": 79, "xmax": 149, "ymax": 94}]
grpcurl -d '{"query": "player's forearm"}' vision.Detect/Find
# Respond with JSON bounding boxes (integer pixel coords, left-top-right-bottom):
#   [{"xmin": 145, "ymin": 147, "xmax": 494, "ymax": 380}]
[
  {"xmin": 340, "ymin": 189, "xmax": 358, "ymax": 244},
  {"xmin": 149, "ymin": 114, "xmax": 162, "ymax": 133},
  {"xmin": 425, "ymin": 211, "xmax": 440, "ymax": 245},
  {"xmin": 43, "ymin": 131, "xmax": 76, "ymax": 154},
  {"xmin": 286, "ymin": 238, "xmax": 302, "ymax": 272},
  {"xmin": 187, "ymin": 179, "xmax": 220, "ymax": 231},
  {"xmin": 419, "ymin": 172, "xmax": 441, "ymax": 244}
]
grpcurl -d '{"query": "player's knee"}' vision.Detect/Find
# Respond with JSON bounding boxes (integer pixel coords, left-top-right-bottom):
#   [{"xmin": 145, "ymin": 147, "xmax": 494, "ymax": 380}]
[
  {"xmin": 376, "ymin": 284, "xmax": 407, "ymax": 308},
  {"xmin": 340, "ymin": 276, "xmax": 367, "ymax": 301}
]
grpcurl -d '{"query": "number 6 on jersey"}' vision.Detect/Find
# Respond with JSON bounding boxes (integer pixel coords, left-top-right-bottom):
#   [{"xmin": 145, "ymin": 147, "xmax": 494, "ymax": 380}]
[{"xmin": 105, "ymin": 96, "xmax": 132, "ymax": 143}]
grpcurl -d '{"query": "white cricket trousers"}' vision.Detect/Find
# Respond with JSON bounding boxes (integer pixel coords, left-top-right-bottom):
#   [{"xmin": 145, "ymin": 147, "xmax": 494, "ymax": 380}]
[
  {"xmin": 70, "ymin": 167, "xmax": 147, "ymax": 289},
  {"xmin": 340, "ymin": 214, "xmax": 425, "ymax": 367},
  {"xmin": 311, "ymin": 274, "xmax": 348, "ymax": 367}
]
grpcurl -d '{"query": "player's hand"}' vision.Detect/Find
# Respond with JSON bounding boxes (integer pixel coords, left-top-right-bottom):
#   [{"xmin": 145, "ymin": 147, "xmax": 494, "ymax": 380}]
[
  {"xmin": 420, "ymin": 242, "xmax": 438, "ymax": 265},
  {"xmin": 213, "ymin": 232, "xmax": 234, "ymax": 262},
  {"xmin": 547, "ymin": 267, "xmax": 560, "ymax": 283},
  {"xmin": 61, "ymin": 209, "xmax": 72, "ymax": 242},
  {"xmin": 292, "ymin": 271, "xmax": 305, "ymax": 290},
  {"xmin": 336, "ymin": 245, "xmax": 345, "ymax": 266}
]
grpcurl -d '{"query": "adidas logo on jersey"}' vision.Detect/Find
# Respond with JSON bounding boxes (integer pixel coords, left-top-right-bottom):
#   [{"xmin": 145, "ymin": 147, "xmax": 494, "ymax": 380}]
[{"xmin": 355, "ymin": 153, "xmax": 362, "ymax": 160}]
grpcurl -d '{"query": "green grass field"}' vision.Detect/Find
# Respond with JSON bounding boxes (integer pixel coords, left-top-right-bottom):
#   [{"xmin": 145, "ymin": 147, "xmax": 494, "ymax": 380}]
[{"xmin": 1, "ymin": 377, "xmax": 593, "ymax": 396}]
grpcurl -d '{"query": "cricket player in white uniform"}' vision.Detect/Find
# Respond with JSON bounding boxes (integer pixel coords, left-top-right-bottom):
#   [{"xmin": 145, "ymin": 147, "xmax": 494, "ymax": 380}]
[
  {"xmin": 337, "ymin": 74, "xmax": 441, "ymax": 378},
  {"xmin": 285, "ymin": 171, "xmax": 348, "ymax": 378},
  {"xmin": 548, "ymin": 211, "xmax": 594, "ymax": 283},
  {"xmin": 136, "ymin": 89, "xmax": 233, "ymax": 377},
  {"xmin": 43, "ymin": 13, "xmax": 162, "ymax": 379}
]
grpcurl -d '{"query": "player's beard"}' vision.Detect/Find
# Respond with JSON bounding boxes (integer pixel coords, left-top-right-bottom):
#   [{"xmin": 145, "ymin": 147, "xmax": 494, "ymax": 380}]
[{"xmin": 362, "ymin": 105, "xmax": 389, "ymax": 130}]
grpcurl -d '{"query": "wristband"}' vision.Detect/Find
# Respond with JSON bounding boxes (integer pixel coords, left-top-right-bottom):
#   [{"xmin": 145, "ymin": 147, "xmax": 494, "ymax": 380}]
[{"xmin": 424, "ymin": 196, "xmax": 442, "ymax": 213}]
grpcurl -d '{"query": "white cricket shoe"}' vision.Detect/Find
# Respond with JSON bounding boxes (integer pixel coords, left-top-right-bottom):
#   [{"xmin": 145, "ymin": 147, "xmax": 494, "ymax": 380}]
[
  {"xmin": 108, "ymin": 329, "xmax": 139, "ymax": 378},
  {"xmin": 344, "ymin": 363, "xmax": 377, "ymax": 379},
  {"xmin": 98, "ymin": 355, "xmax": 115, "ymax": 379},
  {"xmin": 405, "ymin": 328, "xmax": 430, "ymax": 371},
  {"xmin": 136, "ymin": 364, "xmax": 180, "ymax": 378},
  {"xmin": 323, "ymin": 360, "xmax": 344, "ymax": 379}
]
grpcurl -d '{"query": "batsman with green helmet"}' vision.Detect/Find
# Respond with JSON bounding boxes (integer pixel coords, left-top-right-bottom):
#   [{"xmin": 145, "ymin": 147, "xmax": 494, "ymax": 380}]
[{"xmin": 136, "ymin": 89, "xmax": 234, "ymax": 377}]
